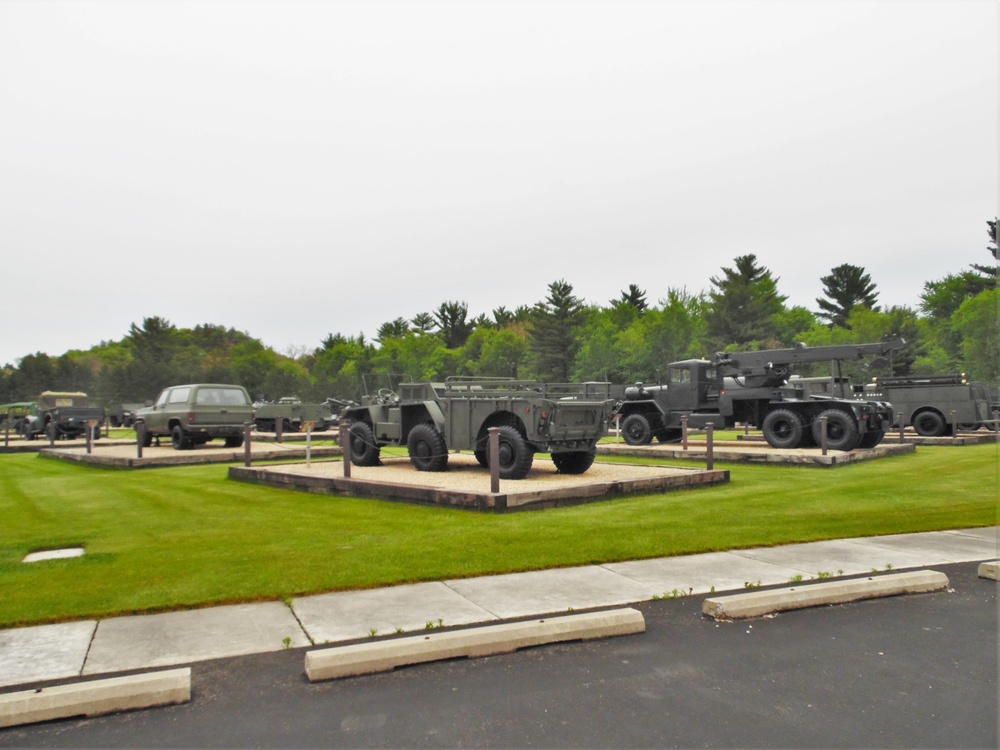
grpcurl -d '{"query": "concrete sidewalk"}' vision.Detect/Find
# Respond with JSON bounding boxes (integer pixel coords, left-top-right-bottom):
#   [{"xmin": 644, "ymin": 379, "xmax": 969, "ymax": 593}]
[{"xmin": 1, "ymin": 527, "xmax": 996, "ymax": 689}]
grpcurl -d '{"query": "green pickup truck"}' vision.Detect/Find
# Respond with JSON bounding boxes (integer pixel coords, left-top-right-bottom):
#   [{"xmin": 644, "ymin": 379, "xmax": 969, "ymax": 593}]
[{"xmin": 134, "ymin": 383, "xmax": 254, "ymax": 450}]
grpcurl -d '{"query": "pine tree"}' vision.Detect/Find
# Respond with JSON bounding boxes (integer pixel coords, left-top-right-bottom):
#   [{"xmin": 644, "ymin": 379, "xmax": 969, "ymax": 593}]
[
  {"xmin": 816, "ymin": 264, "xmax": 879, "ymax": 328},
  {"xmin": 530, "ymin": 280, "xmax": 586, "ymax": 381},
  {"xmin": 706, "ymin": 255, "xmax": 786, "ymax": 348}
]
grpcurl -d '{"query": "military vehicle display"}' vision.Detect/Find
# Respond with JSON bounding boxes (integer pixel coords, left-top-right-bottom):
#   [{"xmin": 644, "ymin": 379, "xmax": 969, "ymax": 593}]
[
  {"xmin": 862, "ymin": 374, "xmax": 997, "ymax": 436},
  {"xmin": 134, "ymin": 383, "xmax": 254, "ymax": 450},
  {"xmin": 19, "ymin": 392, "xmax": 106, "ymax": 441},
  {"xmin": 0, "ymin": 402, "xmax": 35, "ymax": 434},
  {"xmin": 341, "ymin": 378, "xmax": 615, "ymax": 479},
  {"xmin": 613, "ymin": 339, "xmax": 904, "ymax": 451},
  {"xmin": 253, "ymin": 396, "xmax": 339, "ymax": 432},
  {"xmin": 107, "ymin": 403, "xmax": 145, "ymax": 428}
]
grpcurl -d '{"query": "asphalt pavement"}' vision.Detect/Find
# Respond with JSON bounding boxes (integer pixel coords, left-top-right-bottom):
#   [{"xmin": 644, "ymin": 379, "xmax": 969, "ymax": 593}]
[{"xmin": 0, "ymin": 527, "xmax": 997, "ymax": 747}]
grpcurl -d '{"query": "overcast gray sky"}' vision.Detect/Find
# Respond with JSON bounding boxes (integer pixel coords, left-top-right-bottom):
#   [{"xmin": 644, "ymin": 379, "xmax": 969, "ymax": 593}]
[{"xmin": 1, "ymin": 0, "xmax": 996, "ymax": 366}]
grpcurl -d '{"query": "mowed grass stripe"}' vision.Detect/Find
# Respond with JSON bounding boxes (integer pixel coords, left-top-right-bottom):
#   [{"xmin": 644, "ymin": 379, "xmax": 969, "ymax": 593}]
[{"xmin": 0, "ymin": 443, "xmax": 995, "ymax": 628}]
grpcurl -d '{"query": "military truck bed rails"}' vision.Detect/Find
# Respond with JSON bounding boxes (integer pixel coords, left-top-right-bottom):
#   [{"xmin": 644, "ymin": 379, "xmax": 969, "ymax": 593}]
[
  {"xmin": 864, "ymin": 375, "xmax": 996, "ymax": 436},
  {"xmin": 342, "ymin": 378, "xmax": 615, "ymax": 479}
]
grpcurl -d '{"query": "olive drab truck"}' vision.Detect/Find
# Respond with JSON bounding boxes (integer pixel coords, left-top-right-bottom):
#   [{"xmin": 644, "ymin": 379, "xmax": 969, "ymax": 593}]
[
  {"xmin": 862, "ymin": 373, "xmax": 997, "ymax": 436},
  {"xmin": 613, "ymin": 339, "xmax": 904, "ymax": 451},
  {"xmin": 341, "ymin": 378, "xmax": 615, "ymax": 479},
  {"xmin": 253, "ymin": 396, "xmax": 340, "ymax": 433},
  {"xmin": 19, "ymin": 392, "xmax": 106, "ymax": 441}
]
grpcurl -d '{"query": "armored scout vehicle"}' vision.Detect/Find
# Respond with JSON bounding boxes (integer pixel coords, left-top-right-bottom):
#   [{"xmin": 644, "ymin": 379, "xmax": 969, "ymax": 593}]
[
  {"xmin": 613, "ymin": 340, "xmax": 903, "ymax": 451},
  {"xmin": 20, "ymin": 392, "xmax": 106, "ymax": 441},
  {"xmin": 134, "ymin": 383, "xmax": 253, "ymax": 450},
  {"xmin": 340, "ymin": 378, "xmax": 615, "ymax": 479}
]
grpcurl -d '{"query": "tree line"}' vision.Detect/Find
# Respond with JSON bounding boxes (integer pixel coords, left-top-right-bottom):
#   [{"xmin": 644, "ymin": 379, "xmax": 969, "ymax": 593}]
[{"xmin": 2, "ymin": 220, "xmax": 995, "ymax": 406}]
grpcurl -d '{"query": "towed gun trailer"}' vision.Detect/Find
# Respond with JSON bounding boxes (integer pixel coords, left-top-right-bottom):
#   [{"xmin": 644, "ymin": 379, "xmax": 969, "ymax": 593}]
[
  {"xmin": 613, "ymin": 339, "xmax": 905, "ymax": 451},
  {"xmin": 341, "ymin": 378, "xmax": 615, "ymax": 479},
  {"xmin": 863, "ymin": 374, "xmax": 997, "ymax": 436}
]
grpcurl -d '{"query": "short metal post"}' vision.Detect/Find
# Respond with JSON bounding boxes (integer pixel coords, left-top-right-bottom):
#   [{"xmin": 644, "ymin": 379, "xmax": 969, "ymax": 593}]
[
  {"xmin": 615, "ymin": 415, "xmax": 620, "ymax": 444},
  {"xmin": 898, "ymin": 416, "xmax": 905, "ymax": 443},
  {"xmin": 304, "ymin": 422, "xmax": 315, "ymax": 466},
  {"xmin": 86, "ymin": 422, "xmax": 93, "ymax": 455},
  {"xmin": 276, "ymin": 417, "xmax": 283, "ymax": 443},
  {"xmin": 951, "ymin": 410, "xmax": 957, "ymax": 438},
  {"xmin": 4, "ymin": 425, "xmax": 8, "ymax": 448},
  {"xmin": 705, "ymin": 422, "xmax": 714, "ymax": 470},
  {"xmin": 820, "ymin": 415, "xmax": 828, "ymax": 456},
  {"xmin": 48, "ymin": 425, "xmax": 56, "ymax": 446},
  {"xmin": 105, "ymin": 419, "xmax": 110, "ymax": 438},
  {"xmin": 744, "ymin": 422, "xmax": 749, "ymax": 436},
  {"xmin": 243, "ymin": 422, "xmax": 252, "ymax": 467},
  {"xmin": 340, "ymin": 422, "xmax": 351, "ymax": 478},
  {"xmin": 136, "ymin": 422, "xmax": 144, "ymax": 458},
  {"xmin": 488, "ymin": 426, "xmax": 500, "ymax": 493},
  {"xmin": 682, "ymin": 416, "xmax": 689, "ymax": 451}
]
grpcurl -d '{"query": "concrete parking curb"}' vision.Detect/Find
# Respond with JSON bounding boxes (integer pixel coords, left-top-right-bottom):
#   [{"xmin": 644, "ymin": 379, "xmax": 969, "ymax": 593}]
[
  {"xmin": 305, "ymin": 608, "xmax": 645, "ymax": 681},
  {"xmin": 978, "ymin": 561, "xmax": 999, "ymax": 580},
  {"xmin": 701, "ymin": 570, "xmax": 950, "ymax": 620},
  {"xmin": 0, "ymin": 668, "xmax": 191, "ymax": 729}
]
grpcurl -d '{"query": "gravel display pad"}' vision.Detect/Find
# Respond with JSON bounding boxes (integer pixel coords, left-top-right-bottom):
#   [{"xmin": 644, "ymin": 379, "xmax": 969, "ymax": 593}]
[{"xmin": 230, "ymin": 453, "xmax": 728, "ymax": 511}]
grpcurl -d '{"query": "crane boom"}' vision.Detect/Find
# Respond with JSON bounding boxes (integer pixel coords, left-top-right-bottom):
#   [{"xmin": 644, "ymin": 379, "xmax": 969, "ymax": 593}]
[{"xmin": 711, "ymin": 338, "xmax": 905, "ymax": 388}]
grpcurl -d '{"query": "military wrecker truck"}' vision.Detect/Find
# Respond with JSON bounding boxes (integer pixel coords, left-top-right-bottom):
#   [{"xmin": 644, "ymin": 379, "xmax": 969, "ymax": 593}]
[
  {"xmin": 862, "ymin": 373, "xmax": 997, "ymax": 436},
  {"xmin": 341, "ymin": 378, "xmax": 615, "ymax": 479},
  {"xmin": 253, "ymin": 396, "xmax": 340, "ymax": 433},
  {"xmin": 613, "ymin": 339, "xmax": 904, "ymax": 451},
  {"xmin": 20, "ymin": 391, "xmax": 106, "ymax": 441}
]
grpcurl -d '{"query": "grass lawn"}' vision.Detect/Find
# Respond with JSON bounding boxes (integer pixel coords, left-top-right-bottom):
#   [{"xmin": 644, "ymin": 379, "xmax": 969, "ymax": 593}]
[{"xmin": 1, "ymin": 443, "xmax": 996, "ymax": 628}]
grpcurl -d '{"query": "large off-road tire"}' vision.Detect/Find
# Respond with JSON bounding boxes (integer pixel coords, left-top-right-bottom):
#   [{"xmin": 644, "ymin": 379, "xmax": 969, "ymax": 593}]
[
  {"xmin": 171, "ymin": 425, "xmax": 191, "ymax": 450},
  {"xmin": 137, "ymin": 422, "xmax": 153, "ymax": 447},
  {"xmin": 491, "ymin": 425, "xmax": 534, "ymax": 479},
  {"xmin": 857, "ymin": 429, "xmax": 885, "ymax": 449},
  {"xmin": 473, "ymin": 449, "xmax": 489, "ymax": 467},
  {"xmin": 811, "ymin": 409, "xmax": 860, "ymax": 451},
  {"xmin": 621, "ymin": 413, "xmax": 653, "ymax": 446},
  {"xmin": 956, "ymin": 422, "xmax": 980, "ymax": 432},
  {"xmin": 551, "ymin": 448, "xmax": 596, "ymax": 475},
  {"xmin": 407, "ymin": 422, "xmax": 448, "ymax": 472},
  {"xmin": 348, "ymin": 421, "xmax": 381, "ymax": 466},
  {"xmin": 762, "ymin": 408, "xmax": 804, "ymax": 449},
  {"xmin": 224, "ymin": 435, "xmax": 244, "ymax": 448},
  {"xmin": 912, "ymin": 410, "xmax": 946, "ymax": 437}
]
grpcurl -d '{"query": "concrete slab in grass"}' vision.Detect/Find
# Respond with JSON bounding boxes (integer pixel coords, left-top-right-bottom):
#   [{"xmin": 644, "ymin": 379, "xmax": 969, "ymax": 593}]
[
  {"xmin": 83, "ymin": 602, "xmax": 309, "ymax": 675},
  {"xmin": 702, "ymin": 570, "xmax": 950, "ymax": 620},
  {"xmin": 0, "ymin": 621, "xmax": 96, "ymax": 688},
  {"xmin": 0, "ymin": 668, "xmax": 190, "ymax": 729},
  {"xmin": 445, "ymin": 566, "xmax": 654, "ymax": 619},
  {"xmin": 852, "ymin": 530, "xmax": 999, "ymax": 564},
  {"xmin": 603, "ymin": 551, "xmax": 806, "ymax": 596},
  {"xmin": 305, "ymin": 608, "xmax": 646, "ymax": 681},
  {"xmin": 293, "ymin": 582, "xmax": 498, "ymax": 644},
  {"xmin": 978, "ymin": 561, "xmax": 999, "ymax": 580}
]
